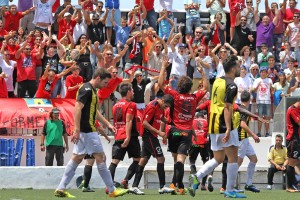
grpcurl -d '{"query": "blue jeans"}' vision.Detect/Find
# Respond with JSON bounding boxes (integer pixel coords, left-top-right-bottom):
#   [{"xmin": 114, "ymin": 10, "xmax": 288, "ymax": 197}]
[
  {"xmin": 146, "ymin": 9, "xmax": 157, "ymax": 31},
  {"xmin": 185, "ymin": 17, "xmax": 201, "ymax": 35},
  {"xmin": 273, "ymin": 33, "xmax": 283, "ymax": 62}
]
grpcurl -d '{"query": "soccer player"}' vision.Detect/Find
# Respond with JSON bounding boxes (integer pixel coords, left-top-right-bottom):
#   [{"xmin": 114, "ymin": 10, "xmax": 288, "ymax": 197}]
[
  {"xmin": 129, "ymin": 94, "xmax": 175, "ymax": 195},
  {"xmin": 108, "ymin": 83, "xmax": 141, "ymax": 190},
  {"xmin": 285, "ymin": 100, "xmax": 300, "ymax": 192},
  {"xmin": 189, "ymin": 55, "xmax": 247, "ymax": 198},
  {"xmin": 158, "ymin": 56, "xmax": 208, "ymax": 194},
  {"xmin": 54, "ymin": 68, "xmax": 128, "ymax": 198}
]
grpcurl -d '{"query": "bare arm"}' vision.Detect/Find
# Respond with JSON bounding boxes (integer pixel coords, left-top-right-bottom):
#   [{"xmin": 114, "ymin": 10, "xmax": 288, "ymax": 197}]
[
  {"xmin": 158, "ymin": 56, "xmax": 168, "ymax": 91},
  {"xmin": 273, "ymin": 7, "xmax": 279, "ymax": 26},
  {"xmin": 265, "ymin": 0, "xmax": 270, "ymax": 14},
  {"xmin": 143, "ymin": 119, "xmax": 166, "ymax": 138},
  {"xmin": 254, "ymin": 0, "xmax": 260, "ymax": 24}
]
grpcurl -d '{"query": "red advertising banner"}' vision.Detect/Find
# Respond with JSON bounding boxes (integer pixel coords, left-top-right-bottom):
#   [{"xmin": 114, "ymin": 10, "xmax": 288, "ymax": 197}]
[{"xmin": 0, "ymin": 98, "xmax": 75, "ymax": 135}]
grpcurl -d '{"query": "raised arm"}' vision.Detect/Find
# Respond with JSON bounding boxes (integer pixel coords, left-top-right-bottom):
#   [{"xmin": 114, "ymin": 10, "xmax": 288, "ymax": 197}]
[
  {"xmin": 254, "ymin": 0, "xmax": 260, "ymax": 24},
  {"xmin": 82, "ymin": 9, "xmax": 92, "ymax": 25},
  {"xmin": 158, "ymin": 56, "xmax": 168, "ymax": 91},
  {"xmin": 273, "ymin": 6, "xmax": 279, "ymax": 26},
  {"xmin": 53, "ymin": 35, "xmax": 66, "ymax": 58},
  {"xmin": 100, "ymin": 7, "xmax": 109, "ymax": 24},
  {"xmin": 265, "ymin": 0, "xmax": 270, "ymax": 14},
  {"xmin": 57, "ymin": 63, "xmax": 76, "ymax": 79},
  {"xmin": 110, "ymin": 9, "xmax": 117, "ymax": 27},
  {"xmin": 22, "ymin": 6, "xmax": 35, "ymax": 16},
  {"xmin": 140, "ymin": 0, "xmax": 147, "ymax": 19},
  {"xmin": 224, "ymin": 43, "xmax": 238, "ymax": 55}
]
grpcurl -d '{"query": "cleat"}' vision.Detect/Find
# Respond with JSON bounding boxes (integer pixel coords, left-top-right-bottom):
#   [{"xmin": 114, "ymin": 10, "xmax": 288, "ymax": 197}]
[
  {"xmin": 54, "ymin": 190, "xmax": 76, "ymax": 198},
  {"xmin": 233, "ymin": 188, "xmax": 244, "ymax": 193},
  {"xmin": 109, "ymin": 188, "xmax": 129, "ymax": 197},
  {"xmin": 76, "ymin": 175, "xmax": 84, "ymax": 189},
  {"xmin": 201, "ymin": 185, "xmax": 207, "ymax": 191},
  {"xmin": 120, "ymin": 179, "xmax": 128, "ymax": 189},
  {"xmin": 188, "ymin": 174, "xmax": 199, "ymax": 197},
  {"xmin": 158, "ymin": 186, "xmax": 175, "ymax": 194},
  {"xmin": 128, "ymin": 187, "xmax": 145, "ymax": 195},
  {"xmin": 266, "ymin": 185, "xmax": 272, "ymax": 190},
  {"xmin": 82, "ymin": 186, "xmax": 95, "ymax": 192},
  {"xmin": 105, "ymin": 187, "xmax": 109, "ymax": 194},
  {"xmin": 207, "ymin": 175, "xmax": 214, "ymax": 192},
  {"xmin": 178, "ymin": 188, "xmax": 185, "ymax": 195},
  {"xmin": 224, "ymin": 191, "xmax": 247, "ymax": 198},
  {"xmin": 113, "ymin": 181, "xmax": 121, "ymax": 188},
  {"xmin": 220, "ymin": 188, "xmax": 225, "ymax": 194},
  {"xmin": 169, "ymin": 183, "xmax": 178, "ymax": 195},
  {"xmin": 245, "ymin": 185, "xmax": 260, "ymax": 193}
]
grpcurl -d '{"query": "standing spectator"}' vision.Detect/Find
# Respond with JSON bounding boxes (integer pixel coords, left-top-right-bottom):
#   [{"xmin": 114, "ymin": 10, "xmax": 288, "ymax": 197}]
[
  {"xmin": 105, "ymin": 0, "xmax": 121, "ymax": 44},
  {"xmin": 206, "ymin": 0, "xmax": 226, "ymax": 24},
  {"xmin": 33, "ymin": 0, "xmax": 57, "ymax": 34},
  {"xmin": 267, "ymin": 55, "xmax": 280, "ymax": 84},
  {"xmin": 209, "ymin": 12, "xmax": 226, "ymax": 46},
  {"xmin": 273, "ymin": 72, "xmax": 289, "ymax": 109},
  {"xmin": 241, "ymin": 0, "xmax": 257, "ymax": 56},
  {"xmin": 184, "ymin": 0, "xmax": 201, "ymax": 40},
  {"xmin": 41, "ymin": 108, "xmax": 69, "ymax": 166},
  {"xmin": 228, "ymin": 0, "xmax": 245, "ymax": 41},
  {"xmin": 73, "ymin": 10, "xmax": 87, "ymax": 43},
  {"xmin": 18, "ymin": 0, "xmax": 34, "ymax": 33},
  {"xmin": 234, "ymin": 65, "xmax": 252, "ymax": 106},
  {"xmin": 0, "ymin": 48, "xmax": 15, "ymax": 97},
  {"xmin": 257, "ymin": 43, "xmax": 273, "ymax": 67},
  {"xmin": 284, "ymin": 58, "xmax": 296, "ymax": 81},
  {"xmin": 136, "ymin": 0, "xmax": 156, "ymax": 31},
  {"xmin": 0, "ymin": 67, "xmax": 8, "ymax": 97},
  {"xmin": 240, "ymin": 46, "xmax": 254, "ymax": 72},
  {"xmin": 159, "ymin": 0, "xmax": 174, "ymax": 16},
  {"xmin": 285, "ymin": 12, "xmax": 300, "ymax": 51},
  {"xmin": 288, "ymin": 67, "xmax": 300, "ymax": 96},
  {"xmin": 252, "ymin": 66, "xmax": 273, "ymax": 137},
  {"xmin": 157, "ymin": 9, "xmax": 174, "ymax": 40},
  {"xmin": 0, "ymin": 20, "xmax": 8, "ymax": 47},
  {"xmin": 53, "ymin": 0, "xmax": 74, "ymax": 35},
  {"xmin": 280, "ymin": 42, "xmax": 295, "ymax": 70},
  {"xmin": 128, "ymin": 2, "xmax": 146, "ymax": 33},
  {"xmin": 142, "ymin": 27, "xmax": 155, "ymax": 68},
  {"xmin": 254, "ymin": 0, "xmax": 279, "ymax": 53},
  {"xmin": 285, "ymin": 101, "xmax": 300, "ymax": 192},
  {"xmin": 93, "ymin": 1, "xmax": 105, "ymax": 17},
  {"xmin": 267, "ymin": 134, "xmax": 288, "ymax": 190},
  {"xmin": 79, "ymin": 0, "xmax": 97, "ymax": 11},
  {"xmin": 2, "ymin": 4, "xmax": 35, "ymax": 32},
  {"xmin": 265, "ymin": 0, "xmax": 287, "ymax": 62},
  {"xmin": 15, "ymin": 41, "xmax": 42, "ymax": 98},
  {"xmin": 0, "ymin": 0, "xmax": 12, "ymax": 7},
  {"xmin": 65, "ymin": 65, "xmax": 83, "ymax": 99},
  {"xmin": 284, "ymin": 0, "xmax": 299, "ymax": 27}
]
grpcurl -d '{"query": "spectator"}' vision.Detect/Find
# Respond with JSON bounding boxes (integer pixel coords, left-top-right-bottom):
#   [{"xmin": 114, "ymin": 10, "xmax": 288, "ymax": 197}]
[
  {"xmin": 112, "ymin": 11, "xmax": 134, "ymax": 47},
  {"xmin": 273, "ymin": 72, "xmax": 289, "ymax": 109},
  {"xmin": 18, "ymin": 0, "xmax": 34, "ymax": 33},
  {"xmin": 0, "ymin": 47, "xmax": 16, "ymax": 97},
  {"xmin": 184, "ymin": 0, "xmax": 201, "ymax": 40},
  {"xmin": 229, "ymin": 0, "xmax": 245, "ymax": 41},
  {"xmin": 159, "ymin": 0, "xmax": 174, "ymax": 17},
  {"xmin": 206, "ymin": 0, "xmax": 226, "ymax": 24},
  {"xmin": 15, "ymin": 41, "xmax": 42, "ymax": 98},
  {"xmin": 105, "ymin": 0, "xmax": 121, "ymax": 44},
  {"xmin": 190, "ymin": 27, "xmax": 210, "ymax": 55},
  {"xmin": 284, "ymin": 58, "xmax": 296, "ymax": 82},
  {"xmin": 2, "ymin": 4, "xmax": 34, "ymax": 32},
  {"xmin": 267, "ymin": 134, "xmax": 288, "ymax": 189},
  {"xmin": 285, "ymin": 12, "xmax": 300, "ymax": 51},
  {"xmin": 54, "ymin": 0, "xmax": 75, "ymax": 35},
  {"xmin": 33, "ymin": 0, "xmax": 57, "ymax": 34},
  {"xmin": 267, "ymin": 55, "xmax": 280, "ymax": 84},
  {"xmin": 210, "ymin": 12, "xmax": 226, "ymax": 46},
  {"xmin": 93, "ymin": 1, "xmax": 105, "ymax": 17},
  {"xmin": 234, "ymin": 65, "xmax": 252, "ymax": 106},
  {"xmin": 240, "ymin": 46, "xmax": 254, "ymax": 72},
  {"xmin": 0, "ymin": 0, "xmax": 12, "ymax": 7},
  {"xmin": 288, "ymin": 66, "xmax": 300, "ymax": 96},
  {"xmin": 280, "ymin": 42, "xmax": 295, "ymax": 70},
  {"xmin": 252, "ymin": 66, "xmax": 273, "ymax": 137},
  {"xmin": 0, "ymin": 20, "xmax": 8, "ymax": 46},
  {"xmin": 231, "ymin": 14, "xmax": 254, "ymax": 54},
  {"xmin": 128, "ymin": 2, "xmax": 146, "ymax": 33},
  {"xmin": 157, "ymin": 9, "xmax": 174, "ymax": 40},
  {"xmin": 65, "ymin": 65, "xmax": 83, "ymax": 99},
  {"xmin": 257, "ymin": 43, "xmax": 273, "ymax": 67},
  {"xmin": 73, "ymin": 9, "xmax": 87, "ymax": 43},
  {"xmin": 284, "ymin": 0, "xmax": 299, "ymax": 27},
  {"xmin": 136, "ymin": 0, "xmax": 156, "ymax": 31},
  {"xmin": 0, "ymin": 66, "xmax": 8, "ymax": 98},
  {"xmin": 79, "ymin": 0, "xmax": 97, "ymax": 12},
  {"xmin": 247, "ymin": 63, "xmax": 260, "ymax": 82},
  {"xmin": 16, "ymin": 27, "xmax": 26, "ymax": 44},
  {"xmin": 254, "ymin": 0, "xmax": 279, "ymax": 53},
  {"xmin": 41, "ymin": 108, "xmax": 69, "ymax": 166},
  {"xmin": 241, "ymin": 0, "xmax": 257, "ymax": 56},
  {"xmin": 265, "ymin": 0, "xmax": 287, "ymax": 62}
]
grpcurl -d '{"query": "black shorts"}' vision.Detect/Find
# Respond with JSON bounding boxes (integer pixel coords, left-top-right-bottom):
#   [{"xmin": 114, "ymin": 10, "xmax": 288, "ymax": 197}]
[
  {"xmin": 188, "ymin": 143, "xmax": 210, "ymax": 163},
  {"xmin": 84, "ymin": 154, "xmax": 95, "ymax": 159},
  {"xmin": 167, "ymin": 127, "xmax": 192, "ymax": 155},
  {"xmin": 287, "ymin": 139, "xmax": 300, "ymax": 159},
  {"xmin": 112, "ymin": 136, "xmax": 141, "ymax": 160},
  {"xmin": 141, "ymin": 130, "xmax": 164, "ymax": 159}
]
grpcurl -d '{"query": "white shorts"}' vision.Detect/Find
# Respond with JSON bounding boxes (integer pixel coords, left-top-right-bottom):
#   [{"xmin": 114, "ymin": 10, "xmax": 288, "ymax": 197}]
[
  {"xmin": 238, "ymin": 138, "xmax": 256, "ymax": 158},
  {"xmin": 210, "ymin": 129, "xmax": 239, "ymax": 151},
  {"xmin": 73, "ymin": 132, "xmax": 104, "ymax": 155}
]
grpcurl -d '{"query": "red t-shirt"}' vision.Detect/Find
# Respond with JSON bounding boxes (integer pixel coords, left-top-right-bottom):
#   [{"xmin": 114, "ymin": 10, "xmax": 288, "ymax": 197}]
[
  {"xmin": 4, "ymin": 12, "xmax": 24, "ymax": 32},
  {"xmin": 65, "ymin": 74, "xmax": 84, "ymax": 99},
  {"xmin": 82, "ymin": 0, "xmax": 94, "ymax": 11},
  {"xmin": 58, "ymin": 19, "xmax": 77, "ymax": 40},
  {"xmin": 285, "ymin": 8, "xmax": 300, "ymax": 24},
  {"xmin": 7, "ymin": 44, "xmax": 20, "ymax": 61},
  {"xmin": 136, "ymin": 0, "xmax": 154, "ymax": 11},
  {"xmin": 286, "ymin": 105, "xmax": 300, "ymax": 141},
  {"xmin": 112, "ymin": 98, "xmax": 137, "ymax": 140},
  {"xmin": 16, "ymin": 54, "xmax": 37, "ymax": 82},
  {"xmin": 52, "ymin": 0, "xmax": 60, "ymax": 13},
  {"xmin": 0, "ymin": 78, "xmax": 8, "ymax": 98},
  {"xmin": 98, "ymin": 76, "xmax": 123, "ymax": 100},
  {"xmin": 0, "ymin": 29, "xmax": 8, "ymax": 48},
  {"xmin": 164, "ymin": 86, "xmax": 206, "ymax": 130},
  {"xmin": 32, "ymin": 46, "xmax": 42, "ymax": 66},
  {"xmin": 35, "ymin": 75, "xmax": 59, "ymax": 98},
  {"xmin": 141, "ymin": 100, "xmax": 164, "ymax": 137},
  {"xmin": 192, "ymin": 118, "xmax": 208, "ymax": 145}
]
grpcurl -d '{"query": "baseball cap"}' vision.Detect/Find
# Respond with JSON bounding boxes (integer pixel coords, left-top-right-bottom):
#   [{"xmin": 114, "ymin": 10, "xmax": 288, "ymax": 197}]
[
  {"xmin": 51, "ymin": 108, "xmax": 60, "ymax": 114},
  {"xmin": 92, "ymin": 14, "xmax": 100, "ymax": 20},
  {"xmin": 64, "ymin": 12, "xmax": 71, "ymax": 17},
  {"xmin": 260, "ymin": 66, "xmax": 268, "ymax": 73},
  {"xmin": 178, "ymin": 43, "xmax": 187, "ymax": 48}
]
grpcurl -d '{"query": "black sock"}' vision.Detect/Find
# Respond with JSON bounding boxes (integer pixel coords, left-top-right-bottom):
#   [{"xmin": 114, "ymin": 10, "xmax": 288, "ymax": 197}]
[
  {"xmin": 132, "ymin": 165, "xmax": 144, "ymax": 187},
  {"xmin": 222, "ymin": 162, "xmax": 227, "ymax": 189},
  {"xmin": 172, "ymin": 164, "xmax": 176, "ymax": 185},
  {"xmin": 190, "ymin": 164, "xmax": 196, "ymax": 174},
  {"xmin": 157, "ymin": 163, "xmax": 165, "ymax": 188},
  {"xmin": 175, "ymin": 162, "xmax": 184, "ymax": 189},
  {"xmin": 286, "ymin": 165, "xmax": 296, "ymax": 188},
  {"xmin": 202, "ymin": 175, "xmax": 208, "ymax": 186},
  {"xmin": 109, "ymin": 163, "xmax": 117, "ymax": 180},
  {"xmin": 124, "ymin": 160, "xmax": 139, "ymax": 181},
  {"xmin": 83, "ymin": 165, "xmax": 93, "ymax": 188}
]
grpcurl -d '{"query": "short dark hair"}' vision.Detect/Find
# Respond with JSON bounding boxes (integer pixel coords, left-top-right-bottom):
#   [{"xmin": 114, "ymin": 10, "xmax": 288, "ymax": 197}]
[
  {"xmin": 241, "ymin": 90, "xmax": 251, "ymax": 102},
  {"xmin": 119, "ymin": 83, "xmax": 132, "ymax": 97},
  {"xmin": 223, "ymin": 55, "xmax": 238, "ymax": 73},
  {"xmin": 93, "ymin": 67, "xmax": 111, "ymax": 80},
  {"xmin": 276, "ymin": 134, "xmax": 283, "ymax": 140},
  {"xmin": 268, "ymin": 55, "xmax": 275, "ymax": 61},
  {"xmin": 161, "ymin": 94, "xmax": 174, "ymax": 106},
  {"xmin": 177, "ymin": 76, "xmax": 193, "ymax": 94}
]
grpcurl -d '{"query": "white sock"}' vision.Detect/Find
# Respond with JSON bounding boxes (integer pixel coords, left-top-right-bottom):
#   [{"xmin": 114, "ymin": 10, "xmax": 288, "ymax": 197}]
[
  {"xmin": 226, "ymin": 163, "xmax": 239, "ymax": 192},
  {"xmin": 57, "ymin": 159, "xmax": 78, "ymax": 190},
  {"xmin": 246, "ymin": 162, "xmax": 256, "ymax": 186},
  {"xmin": 196, "ymin": 158, "xmax": 219, "ymax": 181},
  {"xmin": 97, "ymin": 162, "xmax": 115, "ymax": 193}
]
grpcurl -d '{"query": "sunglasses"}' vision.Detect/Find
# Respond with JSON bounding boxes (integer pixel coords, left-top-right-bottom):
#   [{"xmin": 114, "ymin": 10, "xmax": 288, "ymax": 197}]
[
  {"xmin": 155, "ymin": 46, "xmax": 162, "ymax": 48},
  {"xmin": 195, "ymin": 31, "xmax": 203, "ymax": 34},
  {"xmin": 92, "ymin": 18, "xmax": 99, "ymax": 20},
  {"xmin": 252, "ymin": 68, "xmax": 259, "ymax": 71},
  {"xmin": 246, "ymin": 1, "xmax": 252, "ymax": 4},
  {"xmin": 106, "ymin": 53, "xmax": 113, "ymax": 56},
  {"xmin": 112, "ymin": 72, "xmax": 118, "ymax": 74},
  {"xmin": 294, "ymin": 16, "xmax": 300, "ymax": 18},
  {"xmin": 136, "ymin": 75, "xmax": 142, "ymax": 77}
]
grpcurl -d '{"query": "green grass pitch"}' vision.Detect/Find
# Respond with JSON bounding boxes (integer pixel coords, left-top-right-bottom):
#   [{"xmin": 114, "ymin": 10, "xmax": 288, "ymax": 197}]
[{"xmin": 0, "ymin": 189, "xmax": 297, "ymax": 200}]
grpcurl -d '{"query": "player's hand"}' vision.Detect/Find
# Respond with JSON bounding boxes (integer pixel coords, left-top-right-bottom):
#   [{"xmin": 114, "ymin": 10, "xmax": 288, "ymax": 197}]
[
  {"xmin": 253, "ymin": 135, "xmax": 260, "ymax": 143},
  {"xmin": 258, "ymin": 117, "xmax": 269, "ymax": 124},
  {"xmin": 65, "ymin": 145, "xmax": 69, "ymax": 152},
  {"xmin": 71, "ymin": 129, "xmax": 80, "ymax": 144},
  {"xmin": 121, "ymin": 138, "xmax": 130, "ymax": 148},
  {"xmin": 108, "ymin": 124, "xmax": 116, "ymax": 133},
  {"xmin": 105, "ymin": 135, "xmax": 111, "ymax": 143},
  {"xmin": 162, "ymin": 137, "xmax": 168, "ymax": 145},
  {"xmin": 222, "ymin": 130, "xmax": 230, "ymax": 143}
]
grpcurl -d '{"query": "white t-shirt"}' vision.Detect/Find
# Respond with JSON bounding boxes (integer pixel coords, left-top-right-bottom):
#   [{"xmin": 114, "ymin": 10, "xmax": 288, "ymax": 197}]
[
  {"xmin": 159, "ymin": 0, "xmax": 173, "ymax": 11},
  {"xmin": 33, "ymin": 0, "xmax": 56, "ymax": 24},
  {"xmin": 216, "ymin": 62, "xmax": 225, "ymax": 78},
  {"xmin": 252, "ymin": 77, "xmax": 273, "ymax": 104},
  {"xmin": 234, "ymin": 76, "xmax": 252, "ymax": 104},
  {"xmin": 190, "ymin": 56, "xmax": 212, "ymax": 78},
  {"xmin": 279, "ymin": 50, "xmax": 295, "ymax": 69},
  {"xmin": 0, "ymin": 54, "xmax": 16, "ymax": 92},
  {"xmin": 147, "ymin": 51, "xmax": 167, "ymax": 76},
  {"xmin": 170, "ymin": 51, "xmax": 188, "ymax": 77},
  {"xmin": 73, "ymin": 20, "xmax": 87, "ymax": 43}
]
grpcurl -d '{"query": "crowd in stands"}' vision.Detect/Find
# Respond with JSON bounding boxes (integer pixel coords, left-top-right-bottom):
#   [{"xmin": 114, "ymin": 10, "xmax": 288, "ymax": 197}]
[{"xmin": 1, "ymin": 0, "xmax": 300, "ymax": 137}]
